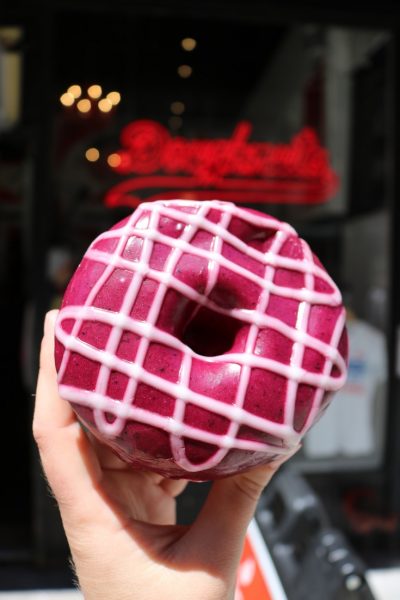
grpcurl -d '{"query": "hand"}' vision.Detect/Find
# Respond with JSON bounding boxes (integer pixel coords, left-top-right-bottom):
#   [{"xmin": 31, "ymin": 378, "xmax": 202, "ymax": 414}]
[{"xmin": 33, "ymin": 310, "xmax": 292, "ymax": 600}]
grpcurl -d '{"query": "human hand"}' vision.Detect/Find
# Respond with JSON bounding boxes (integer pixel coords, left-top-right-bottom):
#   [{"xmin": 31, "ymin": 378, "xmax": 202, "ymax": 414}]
[{"xmin": 33, "ymin": 310, "xmax": 293, "ymax": 600}]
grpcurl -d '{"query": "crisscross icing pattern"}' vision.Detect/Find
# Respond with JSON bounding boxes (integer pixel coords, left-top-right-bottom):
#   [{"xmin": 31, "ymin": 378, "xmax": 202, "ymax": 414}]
[{"xmin": 55, "ymin": 200, "xmax": 347, "ymax": 474}]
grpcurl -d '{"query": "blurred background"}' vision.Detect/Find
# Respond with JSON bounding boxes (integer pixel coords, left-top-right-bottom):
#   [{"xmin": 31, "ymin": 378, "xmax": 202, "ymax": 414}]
[{"xmin": 1, "ymin": 1, "xmax": 400, "ymax": 598}]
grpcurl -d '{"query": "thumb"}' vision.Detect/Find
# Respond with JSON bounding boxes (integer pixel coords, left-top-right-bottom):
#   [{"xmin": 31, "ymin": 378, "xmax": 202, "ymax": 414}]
[{"xmin": 187, "ymin": 450, "xmax": 299, "ymax": 568}]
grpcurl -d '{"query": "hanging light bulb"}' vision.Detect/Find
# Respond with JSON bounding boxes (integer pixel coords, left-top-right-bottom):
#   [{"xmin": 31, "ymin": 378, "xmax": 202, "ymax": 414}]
[
  {"xmin": 170, "ymin": 101, "xmax": 185, "ymax": 115},
  {"xmin": 88, "ymin": 84, "xmax": 102, "ymax": 99},
  {"xmin": 181, "ymin": 37, "xmax": 197, "ymax": 51},
  {"xmin": 107, "ymin": 91, "xmax": 121, "ymax": 106},
  {"xmin": 177, "ymin": 64, "xmax": 192, "ymax": 78},
  {"xmin": 77, "ymin": 98, "xmax": 91, "ymax": 113},
  {"xmin": 60, "ymin": 92, "xmax": 75, "ymax": 107},
  {"xmin": 168, "ymin": 116, "xmax": 183, "ymax": 130},
  {"xmin": 67, "ymin": 84, "xmax": 82, "ymax": 99},
  {"xmin": 98, "ymin": 98, "xmax": 113, "ymax": 113}
]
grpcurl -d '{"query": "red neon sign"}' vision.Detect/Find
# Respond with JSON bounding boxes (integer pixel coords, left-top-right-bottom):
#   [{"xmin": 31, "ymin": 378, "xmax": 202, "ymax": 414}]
[{"xmin": 105, "ymin": 120, "xmax": 339, "ymax": 208}]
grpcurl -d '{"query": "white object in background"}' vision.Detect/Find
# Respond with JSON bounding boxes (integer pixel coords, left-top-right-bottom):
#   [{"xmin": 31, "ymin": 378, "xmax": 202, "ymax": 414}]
[
  {"xmin": 0, "ymin": 591, "xmax": 82, "ymax": 599},
  {"xmin": 366, "ymin": 568, "xmax": 400, "ymax": 600},
  {"xmin": 304, "ymin": 318, "xmax": 386, "ymax": 459}
]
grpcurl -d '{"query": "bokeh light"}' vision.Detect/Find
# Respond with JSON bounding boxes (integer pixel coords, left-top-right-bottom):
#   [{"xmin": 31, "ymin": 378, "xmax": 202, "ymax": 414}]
[
  {"xmin": 170, "ymin": 101, "xmax": 185, "ymax": 115},
  {"xmin": 98, "ymin": 98, "xmax": 113, "ymax": 113},
  {"xmin": 181, "ymin": 37, "xmax": 197, "ymax": 51},
  {"xmin": 177, "ymin": 64, "xmax": 192, "ymax": 78},
  {"xmin": 67, "ymin": 84, "xmax": 82, "ymax": 99},
  {"xmin": 85, "ymin": 147, "xmax": 100, "ymax": 162},
  {"xmin": 88, "ymin": 84, "xmax": 102, "ymax": 99},
  {"xmin": 107, "ymin": 153, "xmax": 122, "ymax": 167},
  {"xmin": 168, "ymin": 116, "xmax": 183, "ymax": 130},
  {"xmin": 60, "ymin": 92, "xmax": 75, "ymax": 107},
  {"xmin": 77, "ymin": 98, "xmax": 91, "ymax": 113},
  {"xmin": 107, "ymin": 91, "xmax": 121, "ymax": 106}
]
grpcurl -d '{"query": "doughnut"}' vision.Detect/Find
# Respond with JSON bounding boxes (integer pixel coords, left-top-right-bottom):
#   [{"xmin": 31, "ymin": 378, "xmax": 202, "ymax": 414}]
[{"xmin": 55, "ymin": 200, "xmax": 348, "ymax": 480}]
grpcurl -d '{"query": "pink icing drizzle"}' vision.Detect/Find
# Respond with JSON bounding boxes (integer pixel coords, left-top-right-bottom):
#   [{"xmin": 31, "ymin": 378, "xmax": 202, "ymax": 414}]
[{"xmin": 55, "ymin": 200, "xmax": 347, "ymax": 472}]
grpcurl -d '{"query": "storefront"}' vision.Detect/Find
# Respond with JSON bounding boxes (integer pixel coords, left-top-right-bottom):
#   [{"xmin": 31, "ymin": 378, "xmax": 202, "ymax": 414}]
[{"xmin": 1, "ymin": 1, "xmax": 399, "ymax": 594}]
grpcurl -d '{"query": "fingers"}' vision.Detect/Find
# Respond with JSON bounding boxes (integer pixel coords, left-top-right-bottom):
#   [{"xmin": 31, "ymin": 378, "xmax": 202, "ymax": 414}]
[{"xmin": 33, "ymin": 311, "xmax": 102, "ymax": 513}]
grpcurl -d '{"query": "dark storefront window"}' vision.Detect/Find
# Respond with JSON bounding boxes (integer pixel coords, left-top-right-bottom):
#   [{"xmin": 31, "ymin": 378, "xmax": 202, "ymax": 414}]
[
  {"xmin": 0, "ymin": 5, "xmax": 398, "ymax": 591},
  {"xmin": 51, "ymin": 19, "xmax": 392, "ymax": 472}
]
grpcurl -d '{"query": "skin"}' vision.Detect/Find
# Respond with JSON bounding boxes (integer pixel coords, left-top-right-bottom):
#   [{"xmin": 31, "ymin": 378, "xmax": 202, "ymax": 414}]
[{"xmin": 33, "ymin": 310, "xmax": 296, "ymax": 600}]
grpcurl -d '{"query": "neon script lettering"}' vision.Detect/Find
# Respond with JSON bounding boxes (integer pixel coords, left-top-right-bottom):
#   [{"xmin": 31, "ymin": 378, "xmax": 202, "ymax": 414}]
[{"xmin": 105, "ymin": 120, "xmax": 338, "ymax": 208}]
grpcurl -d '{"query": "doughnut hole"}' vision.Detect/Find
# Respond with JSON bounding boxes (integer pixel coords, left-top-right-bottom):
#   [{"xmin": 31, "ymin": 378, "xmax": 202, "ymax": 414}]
[
  {"xmin": 182, "ymin": 307, "xmax": 242, "ymax": 356},
  {"xmin": 156, "ymin": 288, "xmax": 199, "ymax": 336}
]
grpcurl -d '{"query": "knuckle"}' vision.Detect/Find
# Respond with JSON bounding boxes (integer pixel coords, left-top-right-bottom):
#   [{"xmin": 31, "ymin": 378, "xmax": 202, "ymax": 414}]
[{"xmin": 233, "ymin": 473, "xmax": 265, "ymax": 503}]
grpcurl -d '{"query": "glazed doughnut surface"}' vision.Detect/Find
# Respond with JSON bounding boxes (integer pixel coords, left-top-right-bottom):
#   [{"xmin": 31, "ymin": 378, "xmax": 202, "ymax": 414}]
[{"xmin": 55, "ymin": 200, "xmax": 348, "ymax": 479}]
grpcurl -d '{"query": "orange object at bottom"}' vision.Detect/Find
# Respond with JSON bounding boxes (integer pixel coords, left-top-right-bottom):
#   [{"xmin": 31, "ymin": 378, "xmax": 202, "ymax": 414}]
[{"xmin": 235, "ymin": 520, "xmax": 287, "ymax": 600}]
